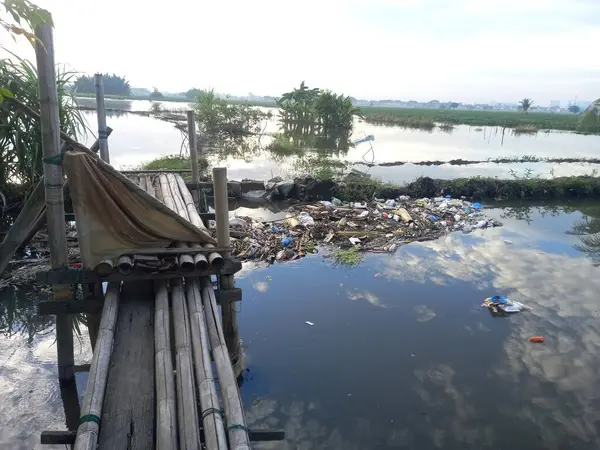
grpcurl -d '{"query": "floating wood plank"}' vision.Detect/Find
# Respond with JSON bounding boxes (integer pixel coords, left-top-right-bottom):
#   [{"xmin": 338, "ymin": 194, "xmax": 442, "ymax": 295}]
[{"xmin": 98, "ymin": 281, "xmax": 155, "ymax": 450}]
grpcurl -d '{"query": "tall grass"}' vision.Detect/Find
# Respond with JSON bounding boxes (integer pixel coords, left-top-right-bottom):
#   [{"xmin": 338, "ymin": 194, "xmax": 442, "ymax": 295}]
[{"xmin": 0, "ymin": 57, "xmax": 87, "ymax": 199}]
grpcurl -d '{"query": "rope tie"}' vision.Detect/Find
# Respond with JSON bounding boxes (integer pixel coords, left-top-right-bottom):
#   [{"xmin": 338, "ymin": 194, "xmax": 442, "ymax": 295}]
[
  {"xmin": 78, "ymin": 414, "xmax": 101, "ymax": 427},
  {"xmin": 42, "ymin": 146, "xmax": 68, "ymax": 165},
  {"xmin": 227, "ymin": 424, "xmax": 250, "ymax": 434}
]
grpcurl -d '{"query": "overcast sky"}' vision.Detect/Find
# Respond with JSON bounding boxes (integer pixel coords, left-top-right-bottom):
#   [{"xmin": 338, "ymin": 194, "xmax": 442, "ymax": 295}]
[{"xmin": 2, "ymin": 0, "xmax": 599, "ymax": 104}]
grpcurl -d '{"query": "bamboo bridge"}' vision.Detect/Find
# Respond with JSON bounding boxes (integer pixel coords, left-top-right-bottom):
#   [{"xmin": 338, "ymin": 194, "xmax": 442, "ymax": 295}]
[{"xmin": 0, "ymin": 22, "xmax": 284, "ymax": 450}]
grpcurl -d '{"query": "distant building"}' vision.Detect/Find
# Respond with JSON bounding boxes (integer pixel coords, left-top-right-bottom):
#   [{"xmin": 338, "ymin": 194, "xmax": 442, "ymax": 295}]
[{"xmin": 550, "ymin": 100, "xmax": 561, "ymax": 108}]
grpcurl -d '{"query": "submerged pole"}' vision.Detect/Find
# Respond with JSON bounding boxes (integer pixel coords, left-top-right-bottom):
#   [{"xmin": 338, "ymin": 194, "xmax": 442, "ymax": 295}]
[
  {"xmin": 35, "ymin": 20, "xmax": 75, "ymax": 382},
  {"xmin": 94, "ymin": 73, "xmax": 110, "ymax": 163}
]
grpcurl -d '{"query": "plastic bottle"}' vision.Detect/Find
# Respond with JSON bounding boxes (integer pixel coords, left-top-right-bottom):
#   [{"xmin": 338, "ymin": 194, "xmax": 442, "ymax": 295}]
[{"xmin": 529, "ymin": 336, "xmax": 545, "ymax": 343}]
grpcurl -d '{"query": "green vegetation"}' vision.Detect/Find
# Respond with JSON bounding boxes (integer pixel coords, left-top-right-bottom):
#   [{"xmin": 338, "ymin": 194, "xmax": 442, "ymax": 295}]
[
  {"xmin": 73, "ymin": 73, "xmax": 131, "ymax": 96},
  {"xmin": 577, "ymin": 100, "xmax": 600, "ymax": 134},
  {"xmin": 568, "ymin": 105, "xmax": 581, "ymax": 114},
  {"xmin": 149, "ymin": 87, "xmax": 164, "ymax": 100},
  {"xmin": 278, "ymin": 81, "xmax": 360, "ymax": 135},
  {"xmin": 519, "ymin": 97, "xmax": 533, "ymax": 112},
  {"xmin": 359, "ymin": 106, "xmax": 595, "ymax": 132},
  {"xmin": 140, "ymin": 154, "xmax": 190, "ymax": 170},
  {"xmin": 193, "ymin": 88, "xmax": 263, "ymax": 136},
  {"xmin": 0, "ymin": 57, "xmax": 86, "ymax": 198},
  {"xmin": 333, "ymin": 247, "xmax": 362, "ymax": 267}
]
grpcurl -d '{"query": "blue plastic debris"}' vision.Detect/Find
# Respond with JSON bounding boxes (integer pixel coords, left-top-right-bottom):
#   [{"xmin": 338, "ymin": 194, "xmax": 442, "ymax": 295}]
[
  {"xmin": 444, "ymin": 195, "xmax": 451, "ymax": 199},
  {"xmin": 282, "ymin": 237, "xmax": 294, "ymax": 247},
  {"xmin": 472, "ymin": 202, "xmax": 482, "ymax": 210},
  {"xmin": 464, "ymin": 207, "xmax": 472, "ymax": 214},
  {"xmin": 429, "ymin": 215, "xmax": 438, "ymax": 222}
]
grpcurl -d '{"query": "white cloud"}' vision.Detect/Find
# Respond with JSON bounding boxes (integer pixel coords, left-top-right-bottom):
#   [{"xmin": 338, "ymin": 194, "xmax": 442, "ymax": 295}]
[{"xmin": 1, "ymin": 0, "xmax": 598, "ymax": 103}]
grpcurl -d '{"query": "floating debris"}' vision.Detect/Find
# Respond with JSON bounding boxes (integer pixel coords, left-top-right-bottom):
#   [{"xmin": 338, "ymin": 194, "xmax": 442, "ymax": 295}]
[{"xmin": 229, "ymin": 195, "xmax": 502, "ymax": 264}]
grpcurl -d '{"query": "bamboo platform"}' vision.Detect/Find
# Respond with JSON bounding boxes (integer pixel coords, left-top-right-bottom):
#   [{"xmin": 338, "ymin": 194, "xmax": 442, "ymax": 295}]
[{"xmin": 2, "ymin": 33, "xmax": 284, "ymax": 447}]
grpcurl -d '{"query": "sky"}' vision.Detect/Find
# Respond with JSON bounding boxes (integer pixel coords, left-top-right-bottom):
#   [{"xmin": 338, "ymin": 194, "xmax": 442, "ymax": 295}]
[{"xmin": 2, "ymin": 0, "xmax": 599, "ymax": 104}]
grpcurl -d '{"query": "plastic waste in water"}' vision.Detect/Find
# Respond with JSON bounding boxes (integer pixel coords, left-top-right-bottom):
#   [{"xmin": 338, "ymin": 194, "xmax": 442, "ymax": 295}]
[
  {"xmin": 357, "ymin": 210, "xmax": 369, "ymax": 218},
  {"xmin": 331, "ymin": 197, "xmax": 343, "ymax": 206},
  {"xmin": 385, "ymin": 199, "xmax": 396, "ymax": 207},
  {"xmin": 429, "ymin": 215, "xmax": 438, "ymax": 222},
  {"xmin": 282, "ymin": 237, "xmax": 294, "ymax": 247},
  {"xmin": 472, "ymin": 202, "xmax": 482, "ymax": 210}
]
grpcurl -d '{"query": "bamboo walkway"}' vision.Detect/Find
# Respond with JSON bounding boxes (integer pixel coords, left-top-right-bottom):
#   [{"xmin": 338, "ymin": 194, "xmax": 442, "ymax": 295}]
[{"xmin": 0, "ymin": 28, "xmax": 284, "ymax": 446}]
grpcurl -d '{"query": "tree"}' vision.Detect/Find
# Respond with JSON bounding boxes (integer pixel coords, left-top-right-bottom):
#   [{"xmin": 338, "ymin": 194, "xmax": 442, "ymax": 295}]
[
  {"xmin": 449, "ymin": 102, "xmax": 459, "ymax": 109},
  {"xmin": 568, "ymin": 105, "xmax": 581, "ymax": 114},
  {"xmin": 149, "ymin": 87, "xmax": 164, "ymax": 100},
  {"xmin": 73, "ymin": 73, "xmax": 131, "ymax": 96},
  {"xmin": 519, "ymin": 98, "xmax": 533, "ymax": 112},
  {"xmin": 184, "ymin": 88, "xmax": 200, "ymax": 99},
  {"xmin": 1, "ymin": 0, "xmax": 52, "ymax": 102}
]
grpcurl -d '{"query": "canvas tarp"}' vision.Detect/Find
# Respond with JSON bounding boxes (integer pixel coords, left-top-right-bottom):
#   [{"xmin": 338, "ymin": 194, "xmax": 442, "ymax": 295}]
[{"xmin": 62, "ymin": 150, "xmax": 215, "ymax": 270}]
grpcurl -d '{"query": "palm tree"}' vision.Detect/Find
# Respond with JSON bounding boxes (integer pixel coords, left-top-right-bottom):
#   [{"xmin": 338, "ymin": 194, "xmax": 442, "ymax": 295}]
[{"xmin": 519, "ymin": 98, "xmax": 533, "ymax": 113}]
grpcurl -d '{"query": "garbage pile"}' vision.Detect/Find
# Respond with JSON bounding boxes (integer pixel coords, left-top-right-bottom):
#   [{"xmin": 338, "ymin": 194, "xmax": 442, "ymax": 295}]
[{"xmin": 228, "ymin": 195, "xmax": 502, "ymax": 263}]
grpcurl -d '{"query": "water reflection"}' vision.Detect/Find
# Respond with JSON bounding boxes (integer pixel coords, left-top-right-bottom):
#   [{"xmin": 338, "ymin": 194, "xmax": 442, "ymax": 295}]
[{"xmin": 237, "ymin": 201, "xmax": 600, "ymax": 449}]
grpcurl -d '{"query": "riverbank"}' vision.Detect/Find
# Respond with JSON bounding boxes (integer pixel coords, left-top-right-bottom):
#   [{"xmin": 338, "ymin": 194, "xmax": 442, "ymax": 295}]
[{"xmin": 360, "ymin": 107, "xmax": 600, "ymax": 134}]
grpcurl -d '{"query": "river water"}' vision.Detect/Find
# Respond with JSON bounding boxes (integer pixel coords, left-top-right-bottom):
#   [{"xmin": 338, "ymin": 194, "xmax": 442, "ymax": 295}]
[
  {"xmin": 74, "ymin": 98, "xmax": 600, "ymax": 184},
  {"xmin": 2, "ymin": 201, "xmax": 600, "ymax": 449}
]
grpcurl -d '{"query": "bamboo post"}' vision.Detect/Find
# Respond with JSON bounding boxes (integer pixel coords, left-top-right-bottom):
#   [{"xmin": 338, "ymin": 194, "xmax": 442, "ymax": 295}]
[
  {"xmin": 35, "ymin": 21, "xmax": 74, "ymax": 382},
  {"xmin": 212, "ymin": 168, "xmax": 230, "ymax": 259},
  {"xmin": 187, "ymin": 111, "xmax": 199, "ymax": 184},
  {"xmin": 154, "ymin": 280, "xmax": 177, "ymax": 450},
  {"xmin": 213, "ymin": 168, "xmax": 241, "ymax": 357},
  {"xmin": 74, "ymin": 283, "xmax": 120, "ymax": 450},
  {"xmin": 201, "ymin": 277, "xmax": 250, "ymax": 450},
  {"xmin": 171, "ymin": 279, "xmax": 201, "ymax": 449},
  {"xmin": 186, "ymin": 278, "xmax": 228, "ymax": 450},
  {"xmin": 94, "ymin": 74, "xmax": 110, "ymax": 164}
]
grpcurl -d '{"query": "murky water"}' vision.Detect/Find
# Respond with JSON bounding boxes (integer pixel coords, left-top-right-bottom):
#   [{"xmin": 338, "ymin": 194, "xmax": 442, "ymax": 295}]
[
  {"xmin": 75, "ymin": 98, "xmax": 600, "ymax": 184},
  {"xmin": 3, "ymin": 201, "xmax": 600, "ymax": 449}
]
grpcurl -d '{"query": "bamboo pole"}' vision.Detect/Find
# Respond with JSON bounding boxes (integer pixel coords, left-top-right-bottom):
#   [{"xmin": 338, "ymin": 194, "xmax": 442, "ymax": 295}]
[
  {"xmin": 201, "ymin": 277, "xmax": 250, "ymax": 450},
  {"xmin": 94, "ymin": 74, "xmax": 110, "ymax": 164},
  {"xmin": 174, "ymin": 174, "xmax": 213, "ymax": 270},
  {"xmin": 213, "ymin": 168, "xmax": 239, "ymax": 358},
  {"xmin": 171, "ymin": 279, "xmax": 201, "ymax": 449},
  {"xmin": 186, "ymin": 278, "xmax": 228, "ymax": 450},
  {"xmin": 187, "ymin": 110, "xmax": 199, "ymax": 184},
  {"xmin": 166, "ymin": 174, "xmax": 195, "ymax": 270},
  {"xmin": 74, "ymin": 283, "xmax": 120, "ymax": 450},
  {"xmin": 154, "ymin": 280, "xmax": 177, "ymax": 450},
  {"xmin": 35, "ymin": 21, "xmax": 74, "ymax": 382},
  {"xmin": 212, "ymin": 168, "xmax": 231, "ymax": 259}
]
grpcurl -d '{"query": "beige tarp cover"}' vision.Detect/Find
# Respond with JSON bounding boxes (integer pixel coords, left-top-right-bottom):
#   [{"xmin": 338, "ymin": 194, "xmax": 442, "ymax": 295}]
[{"xmin": 63, "ymin": 150, "xmax": 215, "ymax": 269}]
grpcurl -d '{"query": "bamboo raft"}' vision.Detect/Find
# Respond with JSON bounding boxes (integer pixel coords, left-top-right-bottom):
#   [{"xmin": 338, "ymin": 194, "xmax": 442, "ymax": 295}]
[{"xmin": 0, "ymin": 22, "xmax": 284, "ymax": 449}]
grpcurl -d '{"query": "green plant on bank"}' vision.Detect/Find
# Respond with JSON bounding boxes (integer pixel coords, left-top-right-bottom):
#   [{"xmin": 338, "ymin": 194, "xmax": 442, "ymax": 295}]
[
  {"xmin": 332, "ymin": 247, "xmax": 362, "ymax": 267},
  {"xmin": 0, "ymin": 57, "xmax": 87, "ymax": 198},
  {"xmin": 73, "ymin": 73, "xmax": 131, "ymax": 96},
  {"xmin": 150, "ymin": 101, "xmax": 162, "ymax": 113},
  {"xmin": 193, "ymin": 88, "xmax": 264, "ymax": 137},
  {"xmin": 519, "ymin": 97, "xmax": 534, "ymax": 112},
  {"xmin": 140, "ymin": 154, "xmax": 190, "ymax": 170}
]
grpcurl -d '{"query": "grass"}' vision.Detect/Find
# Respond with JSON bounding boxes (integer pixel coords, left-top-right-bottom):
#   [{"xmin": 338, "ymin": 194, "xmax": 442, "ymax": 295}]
[{"xmin": 359, "ymin": 106, "xmax": 595, "ymax": 133}]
